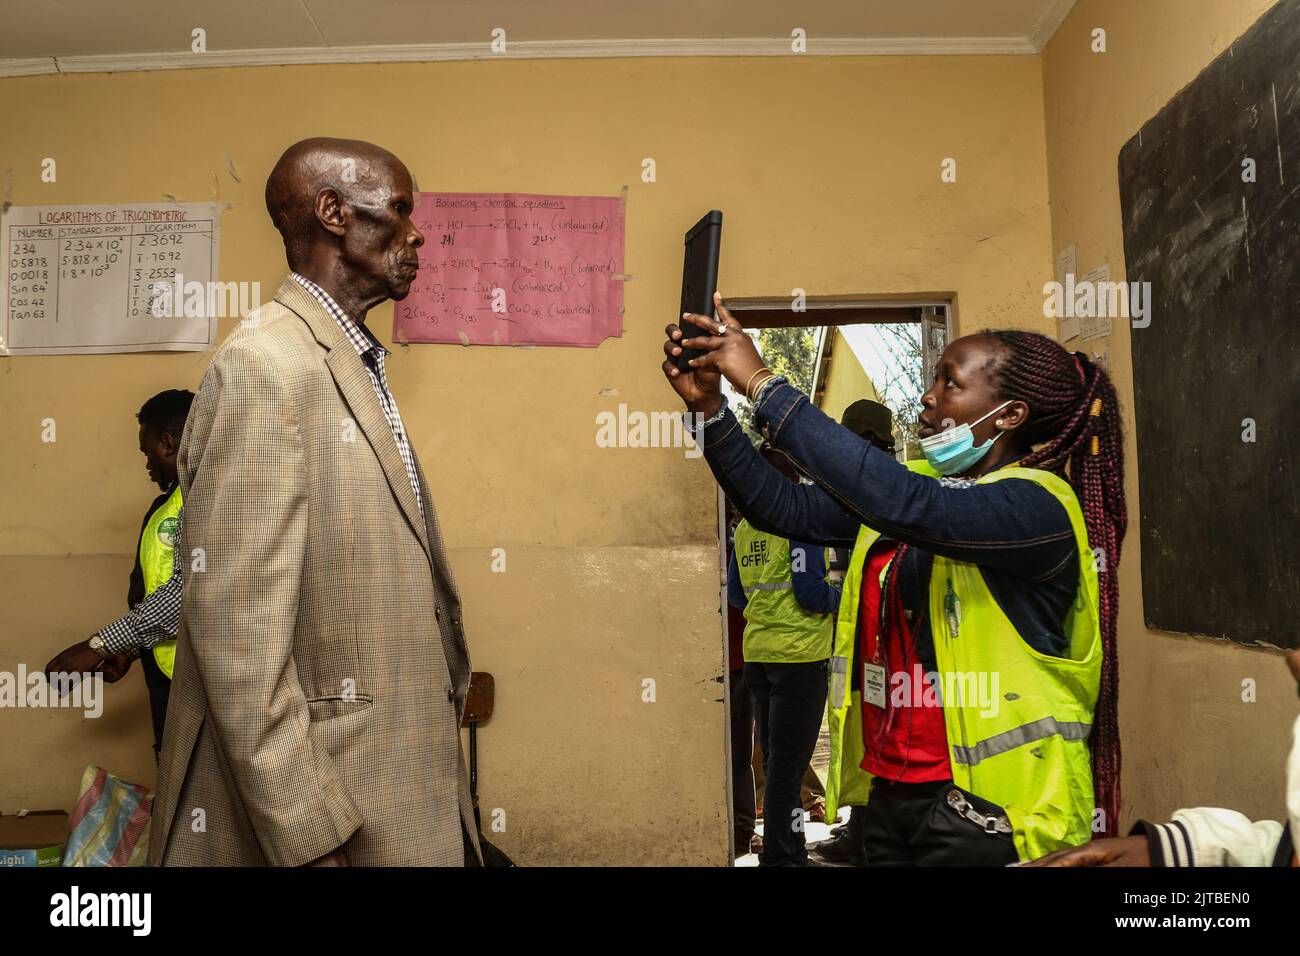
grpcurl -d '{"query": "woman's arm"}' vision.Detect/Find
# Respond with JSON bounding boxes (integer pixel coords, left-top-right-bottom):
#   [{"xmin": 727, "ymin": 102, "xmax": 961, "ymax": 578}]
[
  {"xmin": 753, "ymin": 382, "xmax": 1075, "ymax": 577},
  {"xmin": 701, "ymin": 404, "xmax": 862, "ymax": 548},
  {"xmin": 662, "ymin": 298, "xmax": 1073, "ymax": 577}
]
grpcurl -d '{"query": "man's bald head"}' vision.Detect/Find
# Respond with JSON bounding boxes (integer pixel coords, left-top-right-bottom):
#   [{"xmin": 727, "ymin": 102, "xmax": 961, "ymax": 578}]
[
  {"xmin": 263, "ymin": 138, "xmax": 425, "ymax": 314},
  {"xmin": 265, "ymin": 137, "xmax": 413, "ymax": 268}
]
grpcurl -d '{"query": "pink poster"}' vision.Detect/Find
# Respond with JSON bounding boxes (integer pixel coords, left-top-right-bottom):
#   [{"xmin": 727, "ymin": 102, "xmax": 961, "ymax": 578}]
[{"xmin": 394, "ymin": 191, "xmax": 625, "ymax": 348}]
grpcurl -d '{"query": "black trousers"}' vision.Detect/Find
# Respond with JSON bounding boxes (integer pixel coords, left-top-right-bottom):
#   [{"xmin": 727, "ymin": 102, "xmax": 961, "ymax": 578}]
[
  {"xmin": 728, "ymin": 667, "xmax": 757, "ymax": 853},
  {"xmin": 139, "ymin": 650, "xmax": 171, "ymax": 761},
  {"xmin": 745, "ymin": 659, "xmax": 828, "ymax": 866},
  {"xmin": 860, "ymin": 777, "xmax": 1018, "ymax": 866}
]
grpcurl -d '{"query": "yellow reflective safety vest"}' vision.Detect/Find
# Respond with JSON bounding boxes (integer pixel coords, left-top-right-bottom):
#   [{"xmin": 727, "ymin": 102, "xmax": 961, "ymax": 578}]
[
  {"xmin": 823, "ymin": 459, "xmax": 1101, "ymax": 861},
  {"xmin": 139, "ymin": 483, "xmax": 182, "ymax": 679},
  {"xmin": 733, "ymin": 521, "xmax": 834, "ymax": 664}
]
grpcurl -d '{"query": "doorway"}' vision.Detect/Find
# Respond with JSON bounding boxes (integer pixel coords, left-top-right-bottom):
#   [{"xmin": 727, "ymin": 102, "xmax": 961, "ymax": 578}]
[{"xmin": 715, "ymin": 296, "xmax": 952, "ymax": 865}]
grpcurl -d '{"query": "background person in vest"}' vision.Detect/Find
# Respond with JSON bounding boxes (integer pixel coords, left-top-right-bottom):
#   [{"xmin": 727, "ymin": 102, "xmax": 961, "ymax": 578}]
[
  {"xmin": 665, "ymin": 294, "xmax": 1126, "ymax": 864},
  {"xmin": 44, "ymin": 389, "xmax": 193, "ymax": 759},
  {"xmin": 814, "ymin": 398, "xmax": 896, "ymax": 867},
  {"xmin": 727, "ymin": 444, "xmax": 842, "ymax": 866},
  {"xmin": 728, "ymin": 492, "xmax": 827, "ymax": 858},
  {"xmin": 1026, "ymin": 648, "xmax": 1300, "ymax": 868}
]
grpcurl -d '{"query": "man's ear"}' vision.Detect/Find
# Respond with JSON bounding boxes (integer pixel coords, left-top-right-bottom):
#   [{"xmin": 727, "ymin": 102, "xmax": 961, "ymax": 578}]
[
  {"xmin": 159, "ymin": 429, "xmax": 181, "ymax": 458},
  {"xmin": 315, "ymin": 187, "xmax": 347, "ymax": 238}
]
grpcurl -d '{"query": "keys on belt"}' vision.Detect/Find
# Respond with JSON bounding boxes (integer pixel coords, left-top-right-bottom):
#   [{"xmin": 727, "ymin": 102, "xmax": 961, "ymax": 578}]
[{"xmin": 946, "ymin": 789, "xmax": 1012, "ymax": 834}]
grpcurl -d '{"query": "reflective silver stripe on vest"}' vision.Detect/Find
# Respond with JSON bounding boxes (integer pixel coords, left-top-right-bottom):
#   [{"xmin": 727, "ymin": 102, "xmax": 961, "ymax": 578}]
[
  {"xmin": 950, "ymin": 716, "xmax": 1092, "ymax": 767},
  {"xmin": 742, "ymin": 581, "xmax": 794, "ymax": 593}
]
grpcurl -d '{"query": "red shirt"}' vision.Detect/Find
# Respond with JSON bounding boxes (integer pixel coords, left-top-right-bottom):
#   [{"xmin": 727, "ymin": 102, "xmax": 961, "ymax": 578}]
[{"xmin": 858, "ymin": 541, "xmax": 952, "ymax": 783}]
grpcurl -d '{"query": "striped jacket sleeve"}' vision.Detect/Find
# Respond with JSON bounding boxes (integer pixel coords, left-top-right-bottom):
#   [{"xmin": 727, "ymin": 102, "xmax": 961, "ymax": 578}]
[{"xmin": 1133, "ymin": 809, "xmax": 1283, "ymax": 867}]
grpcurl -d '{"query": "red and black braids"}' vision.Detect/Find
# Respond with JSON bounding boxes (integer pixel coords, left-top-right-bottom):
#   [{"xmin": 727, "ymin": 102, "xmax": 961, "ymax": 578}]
[{"xmin": 981, "ymin": 329, "xmax": 1128, "ymax": 838}]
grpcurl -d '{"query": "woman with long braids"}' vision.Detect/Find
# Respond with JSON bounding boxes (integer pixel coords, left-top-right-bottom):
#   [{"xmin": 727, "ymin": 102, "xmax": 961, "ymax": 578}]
[{"xmin": 663, "ymin": 293, "xmax": 1127, "ymax": 865}]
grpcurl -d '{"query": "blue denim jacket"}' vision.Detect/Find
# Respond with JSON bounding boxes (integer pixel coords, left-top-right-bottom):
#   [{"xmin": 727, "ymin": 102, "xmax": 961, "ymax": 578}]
[{"xmin": 701, "ymin": 382, "xmax": 1079, "ymax": 666}]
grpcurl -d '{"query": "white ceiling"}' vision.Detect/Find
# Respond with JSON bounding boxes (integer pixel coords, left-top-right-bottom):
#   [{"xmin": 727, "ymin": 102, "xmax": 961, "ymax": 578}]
[{"xmin": 0, "ymin": 0, "xmax": 1078, "ymax": 76}]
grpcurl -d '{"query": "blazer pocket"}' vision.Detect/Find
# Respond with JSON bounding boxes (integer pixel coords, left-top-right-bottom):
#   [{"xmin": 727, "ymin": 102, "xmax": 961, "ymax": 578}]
[
  {"xmin": 297, "ymin": 621, "xmax": 370, "ymax": 703},
  {"xmin": 306, "ymin": 693, "xmax": 374, "ymax": 723}
]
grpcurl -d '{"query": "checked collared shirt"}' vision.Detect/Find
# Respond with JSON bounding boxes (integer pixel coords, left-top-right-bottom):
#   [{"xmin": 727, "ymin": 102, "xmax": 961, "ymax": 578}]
[{"xmin": 292, "ymin": 272, "xmax": 425, "ymax": 521}]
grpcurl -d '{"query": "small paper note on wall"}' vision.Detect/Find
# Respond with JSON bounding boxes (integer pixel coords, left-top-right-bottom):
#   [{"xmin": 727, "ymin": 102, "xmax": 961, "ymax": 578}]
[{"xmin": 394, "ymin": 192, "xmax": 625, "ymax": 347}]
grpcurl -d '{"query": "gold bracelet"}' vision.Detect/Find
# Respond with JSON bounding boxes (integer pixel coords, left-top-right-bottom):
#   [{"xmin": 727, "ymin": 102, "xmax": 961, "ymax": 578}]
[{"xmin": 745, "ymin": 367, "xmax": 774, "ymax": 401}]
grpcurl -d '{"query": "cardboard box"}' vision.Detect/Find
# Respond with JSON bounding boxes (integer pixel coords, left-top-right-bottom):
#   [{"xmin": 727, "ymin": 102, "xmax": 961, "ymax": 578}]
[{"xmin": 0, "ymin": 811, "xmax": 69, "ymax": 867}]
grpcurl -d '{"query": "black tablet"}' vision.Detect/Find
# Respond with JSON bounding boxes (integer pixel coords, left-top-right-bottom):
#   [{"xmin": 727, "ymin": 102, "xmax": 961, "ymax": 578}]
[{"xmin": 676, "ymin": 210, "xmax": 723, "ymax": 373}]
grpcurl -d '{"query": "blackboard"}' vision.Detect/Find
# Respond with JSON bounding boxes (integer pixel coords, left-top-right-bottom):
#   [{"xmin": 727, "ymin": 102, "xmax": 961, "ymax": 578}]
[{"xmin": 1118, "ymin": 0, "xmax": 1300, "ymax": 650}]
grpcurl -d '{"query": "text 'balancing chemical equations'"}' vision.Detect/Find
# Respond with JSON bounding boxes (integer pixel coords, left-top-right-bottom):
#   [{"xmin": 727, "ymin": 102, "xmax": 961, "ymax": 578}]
[{"xmin": 395, "ymin": 192, "xmax": 625, "ymax": 349}]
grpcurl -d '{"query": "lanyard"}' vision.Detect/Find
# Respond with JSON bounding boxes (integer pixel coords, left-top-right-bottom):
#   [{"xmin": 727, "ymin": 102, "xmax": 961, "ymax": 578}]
[{"xmin": 874, "ymin": 544, "xmax": 926, "ymax": 665}]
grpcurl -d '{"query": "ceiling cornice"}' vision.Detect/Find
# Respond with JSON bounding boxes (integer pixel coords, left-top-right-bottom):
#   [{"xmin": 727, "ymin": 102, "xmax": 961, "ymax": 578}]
[
  {"xmin": 0, "ymin": 57, "xmax": 61, "ymax": 77},
  {"xmin": 1028, "ymin": 0, "xmax": 1079, "ymax": 52},
  {"xmin": 0, "ymin": 32, "xmax": 1062, "ymax": 79}
]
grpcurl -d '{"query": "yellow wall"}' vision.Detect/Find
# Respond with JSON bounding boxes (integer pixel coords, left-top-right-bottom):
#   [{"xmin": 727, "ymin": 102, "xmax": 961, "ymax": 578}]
[
  {"xmin": 1041, "ymin": 0, "xmax": 1292, "ymax": 830},
  {"xmin": 816, "ymin": 327, "xmax": 883, "ymax": 425},
  {"xmin": 0, "ymin": 54, "xmax": 1054, "ymax": 863}
]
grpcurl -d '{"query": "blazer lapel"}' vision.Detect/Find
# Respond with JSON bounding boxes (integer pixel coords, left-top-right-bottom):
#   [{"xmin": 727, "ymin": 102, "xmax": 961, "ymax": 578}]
[{"xmin": 274, "ymin": 277, "xmax": 431, "ymax": 558}]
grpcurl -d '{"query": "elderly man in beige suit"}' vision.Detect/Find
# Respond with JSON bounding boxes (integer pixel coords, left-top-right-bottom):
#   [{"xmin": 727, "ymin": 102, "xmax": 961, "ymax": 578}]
[{"xmin": 148, "ymin": 138, "xmax": 480, "ymax": 866}]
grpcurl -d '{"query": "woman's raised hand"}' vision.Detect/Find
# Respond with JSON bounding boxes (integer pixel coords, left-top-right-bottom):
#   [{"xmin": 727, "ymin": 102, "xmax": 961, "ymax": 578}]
[{"xmin": 661, "ymin": 292, "xmax": 768, "ymax": 415}]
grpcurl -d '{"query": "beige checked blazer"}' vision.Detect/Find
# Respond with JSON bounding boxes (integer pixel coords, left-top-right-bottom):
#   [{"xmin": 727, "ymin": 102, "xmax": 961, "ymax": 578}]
[{"xmin": 148, "ymin": 276, "xmax": 480, "ymax": 867}]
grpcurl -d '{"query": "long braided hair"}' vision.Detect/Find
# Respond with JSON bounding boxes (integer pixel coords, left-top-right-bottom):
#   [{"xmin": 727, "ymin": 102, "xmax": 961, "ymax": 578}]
[{"xmin": 981, "ymin": 329, "xmax": 1128, "ymax": 838}]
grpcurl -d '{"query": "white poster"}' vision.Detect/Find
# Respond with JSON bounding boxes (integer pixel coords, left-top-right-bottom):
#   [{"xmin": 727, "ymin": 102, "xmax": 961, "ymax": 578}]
[
  {"xmin": 1079, "ymin": 263, "xmax": 1114, "ymax": 343},
  {"xmin": 1055, "ymin": 243, "xmax": 1079, "ymax": 342},
  {"xmin": 2, "ymin": 202, "xmax": 220, "ymax": 355}
]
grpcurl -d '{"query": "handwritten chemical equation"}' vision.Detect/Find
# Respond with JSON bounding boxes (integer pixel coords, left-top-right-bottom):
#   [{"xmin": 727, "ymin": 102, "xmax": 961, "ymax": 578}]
[{"xmin": 394, "ymin": 192, "xmax": 624, "ymax": 348}]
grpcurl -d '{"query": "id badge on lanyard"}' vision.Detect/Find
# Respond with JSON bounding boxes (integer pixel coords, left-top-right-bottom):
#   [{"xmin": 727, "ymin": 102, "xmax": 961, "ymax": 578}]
[
  {"xmin": 863, "ymin": 661, "xmax": 887, "ymax": 709},
  {"xmin": 863, "ymin": 549, "xmax": 894, "ymax": 710}
]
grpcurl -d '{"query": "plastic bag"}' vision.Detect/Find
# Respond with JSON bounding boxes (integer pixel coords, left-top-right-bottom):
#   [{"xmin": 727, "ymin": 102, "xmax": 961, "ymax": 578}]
[{"xmin": 62, "ymin": 765, "xmax": 153, "ymax": 867}]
